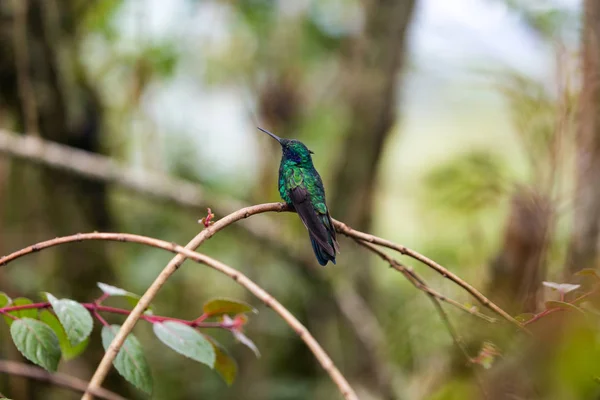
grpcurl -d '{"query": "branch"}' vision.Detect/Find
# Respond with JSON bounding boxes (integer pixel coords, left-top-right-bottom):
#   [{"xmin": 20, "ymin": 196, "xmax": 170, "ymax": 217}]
[
  {"xmin": 354, "ymin": 241, "xmax": 493, "ymax": 397},
  {"xmin": 356, "ymin": 240, "xmax": 495, "ymax": 323},
  {"xmin": 0, "ymin": 229, "xmax": 358, "ymax": 400},
  {"xmin": 0, "ymin": 130, "xmax": 308, "ymax": 264},
  {"xmin": 0, "ymin": 130, "xmax": 392, "ymax": 366},
  {"xmin": 0, "ymin": 360, "xmax": 124, "ymax": 400},
  {"xmin": 0, "ymin": 128, "xmax": 518, "ymax": 329},
  {"xmin": 82, "ymin": 203, "xmax": 293, "ymax": 399},
  {"xmin": 0, "ymin": 202, "xmax": 520, "ymax": 397},
  {"xmin": 523, "ymin": 284, "xmax": 599, "ymax": 326},
  {"xmin": 0, "ymin": 128, "xmax": 392, "ymax": 386},
  {"xmin": 358, "ymin": 240, "xmax": 476, "ymax": 361},
  {"xmin": 0, "ymin": 129, "xmax": 242, "ymax": 211},
  {"xmin": 333, "ymin": 220, "xmax": 527, "ymax": 332}
]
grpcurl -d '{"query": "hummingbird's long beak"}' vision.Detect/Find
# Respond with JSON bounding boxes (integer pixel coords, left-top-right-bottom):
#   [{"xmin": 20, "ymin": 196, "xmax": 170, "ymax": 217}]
[{"xmin": 257, "ymin": 127, "xmax": 282, "ymax": 143}]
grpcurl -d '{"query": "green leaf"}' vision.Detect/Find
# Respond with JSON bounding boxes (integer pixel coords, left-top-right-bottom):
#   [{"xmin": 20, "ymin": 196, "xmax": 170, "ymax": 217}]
[
  {"xmin": 202, "ymin": 298, "xmax": 256, "ymax": 318},
  {"xmin": 46, "ymin": 293, "xmax": 93, "ymax": 346},
  {"xmin": 210, "ymin": 339, "xmax": 237, "ymax": 386},
  {"xmin": 101, "ymin": 324, "xmax": 152, "ymax": 394},
  {"xmin": 0, "ymin": 292, "xmax": 11, "ymax": 308},
  {"xmin": 97, "ymin": 283, "xmax": 152, "ymax": 314},
  {"xmin": 10, "ymin": 318, "xmax": 61, "ymax": 372},
  {"xmin": 545, "ymin": 301, "xmax": 586, "ymax": 314},
  {"xmin": 153, "ymin": 321, "xmax": 215, "ymax": 368},
  {"xmin": 39, "ymin": 310, "xmax": 89, "ymax": 360},
  {"xmin": 515, "ymin": 313, "xmax": 535, "ymax": 323},
  {"xmin": 3, "ymin": 298, "xmax": 37, "ymax": 327}
]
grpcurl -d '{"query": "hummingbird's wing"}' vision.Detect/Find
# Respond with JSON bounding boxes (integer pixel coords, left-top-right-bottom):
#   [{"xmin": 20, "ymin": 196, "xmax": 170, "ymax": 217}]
[
  {"xmin": 289, "ymin": 185, "xmax": 336, "ymax": 257},
  {"xmin": 322, "ymin": 211, "xmax": 340, "ymax": 253}
]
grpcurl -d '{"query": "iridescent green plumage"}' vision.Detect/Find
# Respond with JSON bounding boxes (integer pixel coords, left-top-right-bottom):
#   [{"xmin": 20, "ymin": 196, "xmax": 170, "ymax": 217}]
[{"xmin": 259, "ymin": 127, "xmax": 339, "ymax": 266}]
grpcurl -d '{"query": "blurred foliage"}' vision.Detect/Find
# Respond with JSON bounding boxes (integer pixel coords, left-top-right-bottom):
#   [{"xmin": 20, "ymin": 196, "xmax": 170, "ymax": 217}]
[
  {"xmin": 500, "ymin": 0, "xmax": 580, "ymax": 39},
  {"xmin": 427, "ymin": 380, "xmax": 475, "ymax": 400},
  {"xmin": 82, "ymin": 0, "xmax": 123, "ymax": 40},
  {"xmin": 0, "ymin": 0, "xmax": 595, "ymax": 399},
  {"xmin": 422, "ymin": 150, "xmax": 509, "ymax": 216},
  {"xmin": 496, "ymin": 69, "xmax": 576, "ymax": 183}
]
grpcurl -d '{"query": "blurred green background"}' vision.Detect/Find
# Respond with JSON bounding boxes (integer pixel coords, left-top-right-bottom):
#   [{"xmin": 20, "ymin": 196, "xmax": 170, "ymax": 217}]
[{"xmin": 2, "ymin": 0, "xmax": 598, "ymax": 399}]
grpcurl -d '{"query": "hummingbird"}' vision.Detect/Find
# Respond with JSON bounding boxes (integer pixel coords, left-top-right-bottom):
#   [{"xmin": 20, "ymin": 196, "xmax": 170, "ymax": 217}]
[{"xmin": 259, "ymin": 127, "xmax": 339, "ymax": 266}]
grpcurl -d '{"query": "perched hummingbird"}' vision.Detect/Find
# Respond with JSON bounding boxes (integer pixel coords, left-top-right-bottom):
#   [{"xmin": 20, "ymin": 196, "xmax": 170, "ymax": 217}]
[{"xmin": 259, "ymin": 127, "xmax": 340, "ymax": 266}]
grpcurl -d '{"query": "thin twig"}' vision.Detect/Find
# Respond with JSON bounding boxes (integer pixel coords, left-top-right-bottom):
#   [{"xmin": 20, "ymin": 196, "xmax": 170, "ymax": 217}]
[
  {"xmin": 0, "ymin": 130, "xmax": 409, "ymax": 400},
  {"xmin": 0, "ymin": 302, "xmax": 236, "ymax": 329},
  {"xmin": 0, "ymin": 229, "xmax": 358, "ymax": 400},
  {"xmin": 0, "ymin": 130, "xmax": 239, "ymax": 211},
  {"xmin": 0, "ymin": 201, "xmax": 521, "ymax": 397},
  {"xmin": 0, "ymin": 132, "xmax": 391, "ymax": 381},
  {"xmin": 0, "ymin": 360, "xmax": 124, "ymax": 400},
  {"xmin": 0, "ymin": 131, "xmax": 308, "ymax": 269},
  {"xmin": 0, "ymin": 130, "xmax": 311, "ymax": 264},
  {"xmin": 357, "ymin": 240, "xmax": 491, "ymax": 398},
  {"xmin": 82, "ymin": 203, "xmax": 289, "ymax": 399},
  {"xmin": 430, "ymin": 299, "xmax": 472, "ymax": 361},
  {"xmin": 358, "ymin": 241, "xmax": 475, "ymax": 356},
  {"xmin": 0, "ymin": 129, "xmax": 532, "ymax": 332},
  {"xmin": 333, "ymin": 219, "xmax": 526, "ymax": 332},
  {"xmin": 523, "ymin": 285, "xmax": 599, "ymax": 326},
  {"xmin": 11, "ymin": 0, "xmax": 39, "ymax": 135},
  {"xmin": 0, "ymin": 131, "xmax": 517, "ymax": 325},
  {"xmin": 430, "ymin": 300, "xmax": 491, "ymax": 400},
  {"xmin": 356, "ymin": 240, "xmax": 495, "ymax": 323},
  {"xmin": 0, "ymin": 202, "xmax": 519, "ymax": 398}
]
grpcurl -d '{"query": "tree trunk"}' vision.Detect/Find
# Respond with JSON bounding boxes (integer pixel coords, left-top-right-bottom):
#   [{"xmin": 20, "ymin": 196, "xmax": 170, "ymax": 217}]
[
  {"xmin": 331, "ymin": 0, "xmax": 415, "ymax": 231},
  {"xmin": 329, "ymin": 1, "xmax": 416, "ymax": 398},
  {"xmin": 566, "ymin": 0, "xmax": 600, "ymax": 274},
  {"xmin": 488, "ymin": 188, "xmax": 552, "ymax": 314},
  {"xmin": 0, "ymin": 0, "xmax": 120, "ymax": 397}
]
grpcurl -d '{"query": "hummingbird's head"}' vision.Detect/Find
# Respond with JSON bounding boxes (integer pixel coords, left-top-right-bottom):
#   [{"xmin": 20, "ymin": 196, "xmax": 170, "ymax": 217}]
[{"xmin": 258, "ymin": 127, "xmax": 314, "ymax": 166}]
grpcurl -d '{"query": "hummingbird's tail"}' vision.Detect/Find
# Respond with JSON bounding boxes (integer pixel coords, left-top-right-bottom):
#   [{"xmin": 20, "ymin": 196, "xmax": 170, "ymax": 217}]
[{"xmin": 310, "ymin": 235, "xmax": 336, "ymax": 266}]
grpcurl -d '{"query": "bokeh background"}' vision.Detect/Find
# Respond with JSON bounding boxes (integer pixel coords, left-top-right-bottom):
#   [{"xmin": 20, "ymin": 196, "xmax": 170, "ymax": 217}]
[{"xmin": 1, "ymin": 0, "xmax": 597, "ymax": 399}]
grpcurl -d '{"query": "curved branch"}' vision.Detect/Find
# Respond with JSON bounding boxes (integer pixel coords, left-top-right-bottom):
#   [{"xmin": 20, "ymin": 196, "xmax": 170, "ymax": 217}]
[
  {"xmin": 82, "ymin": 203, "xmax": 290, "ymax": 399},
  {"xmin": 355, "ymin": 240, "xmax": 495, "ymax": 396},
  {"xmin": 356, "ymin": 240, "xmax": 496, "ymax": 323},
  {"xmin": 333, "ymin": 219, "xmax": 526, "ymax": 332},
  {"xmin": 0, "ymin": 360, "xmax": 123, "ymax": 400},
  {"xmin": 0, "ymin": 130, "xmax": 509, "ymax": 326},
  {"xmin": 0, "ymin": 202, "xmax": 521, "ymax": 396},
  {"xmin": 0, "ymin": 230, "xmax": 357, "ymax": 400}
]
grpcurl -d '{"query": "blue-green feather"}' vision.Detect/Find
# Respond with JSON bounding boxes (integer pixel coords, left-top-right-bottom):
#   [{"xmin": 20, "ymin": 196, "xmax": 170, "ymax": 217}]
[{"xmin": 275, "ymin": 140, "xmax": 339, "ymax": 266}]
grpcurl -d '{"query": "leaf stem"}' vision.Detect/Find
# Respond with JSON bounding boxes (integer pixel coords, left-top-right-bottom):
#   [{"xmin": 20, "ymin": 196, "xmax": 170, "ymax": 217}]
[
  {"xmin": 94, "ymin": 293, "xmax": 110, "ymax": 305},
  {"xmin": 524, "ymin": 285, "xmax": 600, "ymax": 326},
  {"xmin": 93, "ymin": 310, "xmax": 110, "ymax": 327},
  {"xmin": 0, "ymin": 309, "xmax": 19, "ymax": 320},
  {"xmin": 0, "ymin": 302, "xmax": 236, "ymax": 329}
]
